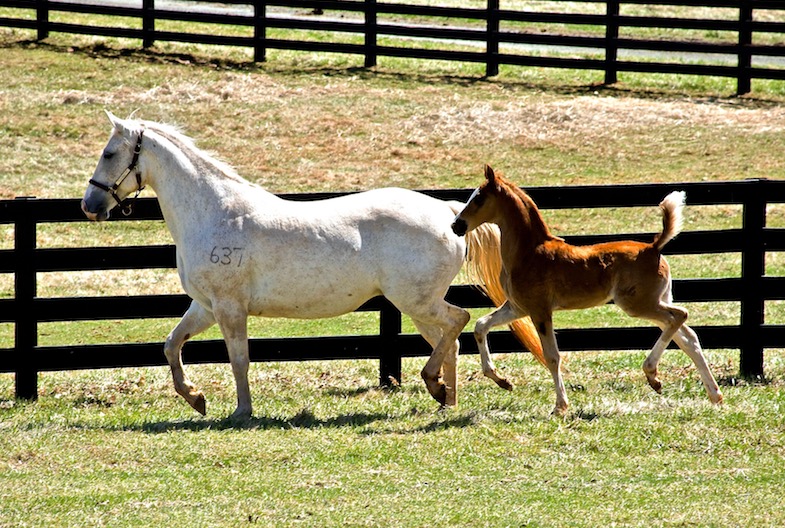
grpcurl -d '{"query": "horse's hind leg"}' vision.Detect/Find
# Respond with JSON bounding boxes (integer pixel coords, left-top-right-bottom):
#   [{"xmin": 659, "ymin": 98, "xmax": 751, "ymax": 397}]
[
  {"xmin": 412, "ymin": 319, "xmax": 459, "ymax": 407},
  {"xmin": 411, "ymin": 301, "xmax": 470, "ymax": 407},
  {"xmin": 672, "ymin": 324, "xmax": 723, "ymax": 404},
  {"xmin": 164, "ymin": 300, "xmax": 215, "ymax": 415}
]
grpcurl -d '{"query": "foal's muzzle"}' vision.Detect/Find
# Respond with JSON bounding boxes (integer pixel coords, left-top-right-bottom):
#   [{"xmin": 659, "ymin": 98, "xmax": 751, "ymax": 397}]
[{"xmin": 452, "ymin": 218, "xmax": 468, "ymax": 237}]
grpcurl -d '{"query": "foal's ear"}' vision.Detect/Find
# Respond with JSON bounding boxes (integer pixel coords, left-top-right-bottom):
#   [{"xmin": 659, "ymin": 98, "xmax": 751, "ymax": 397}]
[{"xmin": 484, "ymin": 164, "xmax": 497, "ymax": 184}]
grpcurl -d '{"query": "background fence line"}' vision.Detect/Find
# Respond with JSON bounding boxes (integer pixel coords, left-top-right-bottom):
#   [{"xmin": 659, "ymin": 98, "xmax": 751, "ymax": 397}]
[
  {"xmin": 2, "ymin": 180, "xmax": 785, "ymax": 401},
  {"xmin": 1, "ymin": 0, "xmax": 784, "ymax": 94}
]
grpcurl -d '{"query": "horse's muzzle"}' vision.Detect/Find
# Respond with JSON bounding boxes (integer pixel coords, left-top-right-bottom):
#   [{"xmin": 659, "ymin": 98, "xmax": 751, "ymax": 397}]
[
  {"xmin": 451, "ymin": 218, "xmax": 468, "ymax": 237},
  {"xmin": 81, "ymin": 199, "xmax": 110, "ymax": 222}
]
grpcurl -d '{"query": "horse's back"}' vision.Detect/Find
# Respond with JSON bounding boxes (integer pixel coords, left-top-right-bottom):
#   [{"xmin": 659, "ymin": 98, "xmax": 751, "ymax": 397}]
[{"xmin": 187, "ymin": 187, "xmax": 465, "ymax": 319}]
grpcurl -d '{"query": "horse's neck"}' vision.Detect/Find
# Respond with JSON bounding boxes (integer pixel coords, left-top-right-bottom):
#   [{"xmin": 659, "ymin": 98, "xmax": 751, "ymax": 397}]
[
  {"xmin": 141, "ymin": 136, "xmax": 269, "ymax": 244},
  {"xmin": 496, "ymin": 187, "xmax": 552, "ymax": 259}
]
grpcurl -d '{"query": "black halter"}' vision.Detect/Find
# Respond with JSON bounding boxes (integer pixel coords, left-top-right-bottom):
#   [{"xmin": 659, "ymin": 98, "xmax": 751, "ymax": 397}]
[{"xmin": 88, "ymin": 130, "xmax": 146, "ymax": 216}]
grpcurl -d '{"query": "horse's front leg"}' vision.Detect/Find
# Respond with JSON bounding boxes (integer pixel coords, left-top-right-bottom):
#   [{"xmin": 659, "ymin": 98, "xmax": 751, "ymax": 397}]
[
  {"xmin": 164, "ymin": 300, "xmax": 216, "ymax": 415},
  {"xmin": 474, "ymin": 301, "xmax": 520, "ymax": 391},
  {"xmin": 213, "ymin": 302, "xmax": 253, "ymax": 420}
]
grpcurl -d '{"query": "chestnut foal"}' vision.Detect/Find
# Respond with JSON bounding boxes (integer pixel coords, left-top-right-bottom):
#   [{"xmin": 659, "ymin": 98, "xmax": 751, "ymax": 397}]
[{"xmin": 452, "ymin": 166, "xmax": 723, "ymax": 415}]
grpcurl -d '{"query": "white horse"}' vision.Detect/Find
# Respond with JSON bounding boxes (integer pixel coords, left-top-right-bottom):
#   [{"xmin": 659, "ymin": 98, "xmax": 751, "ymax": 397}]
[{"xmin": 81, "ymin": 112, "xmax": 542, "ymax": 419}]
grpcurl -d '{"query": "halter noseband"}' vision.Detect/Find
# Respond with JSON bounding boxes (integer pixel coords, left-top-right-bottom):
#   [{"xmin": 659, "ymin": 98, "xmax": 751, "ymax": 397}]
[{"xmin": 88, "ymin": 130, "xmax": 146, "ymax": 216}]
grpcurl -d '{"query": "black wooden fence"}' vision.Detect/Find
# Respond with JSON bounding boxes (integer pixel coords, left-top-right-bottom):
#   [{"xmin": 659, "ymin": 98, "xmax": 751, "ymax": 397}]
[
  {"xmin": 2, "ymin": 180, "xmax": 785, "ymax": 400},
  {"xmin": 1, "ymin": 0, "xmax": 784, "ymax": 94}
]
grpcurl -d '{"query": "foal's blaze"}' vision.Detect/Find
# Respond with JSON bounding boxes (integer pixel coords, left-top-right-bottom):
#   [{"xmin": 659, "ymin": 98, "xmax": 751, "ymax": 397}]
[{"xmin": 453, "ymin": 165, "xmax": 723, "ymax": 415}]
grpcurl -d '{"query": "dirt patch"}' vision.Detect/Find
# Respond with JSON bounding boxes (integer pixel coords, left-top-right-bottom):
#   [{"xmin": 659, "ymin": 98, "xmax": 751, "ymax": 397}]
[{"xmin": 403, "ymin": 95, "xmax": 785, "ymax": 145}]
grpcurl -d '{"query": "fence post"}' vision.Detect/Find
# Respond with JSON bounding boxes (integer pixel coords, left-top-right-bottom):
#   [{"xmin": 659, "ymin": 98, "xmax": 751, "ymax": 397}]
[
  {"xmin": 486, "ymin": 0, "xmax": 499, "ymax": 77},
  {"xmin": 36, "ymin": 0, "xmax": 49, "ymax": 41},
  {"xmin": 737, "ymin": 0, "xmax": 753, "ymax": 95},
  {"xmin": 14, "ymin": 198, "xmax": 38, "ymax": 400},
  {"xmin": 142, "ymin": 0, "xmax": 155, "ymax": 49},
  {"xmin": 604, "ymin": 0, "xmax": 619, "ymax": 85},
  {"xmin": 364, "ymin": 0, "xmax": 377, "ymax": 68},
  {"xmin": 739, "ymin": 181, "xmax": 765, "ymax": 379},
  {"xmin": 253, "ymin": 1, "xmax": 266, "ymax": 62},
  {"xmin": 379, "ymin": 300, "xmax": 402, "ymax": 386}
]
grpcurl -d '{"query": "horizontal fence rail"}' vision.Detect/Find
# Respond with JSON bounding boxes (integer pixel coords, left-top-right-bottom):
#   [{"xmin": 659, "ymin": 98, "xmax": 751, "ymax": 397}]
[
  {"xmin": 2, "ymin": 180, "xmax": 785, "ymax": 400},
  {"xmin": 1, "ymin": 0, "xmax": 784, "ymax": 93}
]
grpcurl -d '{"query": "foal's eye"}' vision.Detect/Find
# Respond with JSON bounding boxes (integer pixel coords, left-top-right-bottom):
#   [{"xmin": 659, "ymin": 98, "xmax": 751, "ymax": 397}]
[
  {"xmin": 103, "ymin": 151, "xmax": 115, "ymax": 160},
  {"xmin": 473, "ymin": 194, "xmax": 485, "ymax": 207}
]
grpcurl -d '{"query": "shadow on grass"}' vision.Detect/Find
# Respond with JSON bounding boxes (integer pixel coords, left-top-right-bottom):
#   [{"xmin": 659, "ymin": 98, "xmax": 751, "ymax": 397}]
[
  {"xmin": 138, "ymin": 407, "xmax": 393, "ymax": 433},
  {"xmin": 4, "ymin": 37, "xmax": 782, "ymax": 106}
]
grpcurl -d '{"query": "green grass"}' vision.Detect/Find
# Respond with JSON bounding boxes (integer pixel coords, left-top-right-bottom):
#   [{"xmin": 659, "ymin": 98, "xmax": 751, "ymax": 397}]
[
  {"xmin": 2, "ymin": 15, "xmax": 785, "ymax": 527},
  {"xmin": 1, "ymin": 352, "xmax": 784, "ymax": 527}
]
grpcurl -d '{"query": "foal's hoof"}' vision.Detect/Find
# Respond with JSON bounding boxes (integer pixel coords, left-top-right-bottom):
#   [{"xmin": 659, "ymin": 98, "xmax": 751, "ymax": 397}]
[
  {"xmin": 710, "ymin": 392, "xmax": 724, "ymax": 405},
  {"xmin": 495, "ymin": 378, "xmax": 514, "ymax": 392}
]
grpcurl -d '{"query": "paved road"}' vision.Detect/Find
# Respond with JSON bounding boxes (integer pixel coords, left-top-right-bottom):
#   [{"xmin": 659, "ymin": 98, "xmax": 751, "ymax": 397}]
[{"xmin": 52, "ymin": 0, "xmax": 785, "ymax": 68}]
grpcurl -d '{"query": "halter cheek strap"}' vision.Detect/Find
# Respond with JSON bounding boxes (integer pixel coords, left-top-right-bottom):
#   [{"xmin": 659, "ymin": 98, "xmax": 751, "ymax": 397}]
[{"xmin": 88, "ymin": 130, "xmax": 146, "ymax": 216}]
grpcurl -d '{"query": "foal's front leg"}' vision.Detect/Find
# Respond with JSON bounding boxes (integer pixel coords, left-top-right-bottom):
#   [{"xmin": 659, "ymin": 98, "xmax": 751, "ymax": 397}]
[
  {"xmin": 534, "ymin": 316, "xmax": 569, "ymax": 416},
  {"xmin": 474, "ymin": 301, "xmax": 521, "ymax": 391}
]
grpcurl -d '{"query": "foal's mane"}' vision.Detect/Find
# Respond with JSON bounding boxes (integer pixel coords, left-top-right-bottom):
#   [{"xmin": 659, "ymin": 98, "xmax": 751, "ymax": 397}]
[
  {"xmin": 493, "ymin": 172, "xmax": 554, "ymax": 239},
  {"xmin": 141, "ymin": 120, "xmax": 247, "ymax": 184}
]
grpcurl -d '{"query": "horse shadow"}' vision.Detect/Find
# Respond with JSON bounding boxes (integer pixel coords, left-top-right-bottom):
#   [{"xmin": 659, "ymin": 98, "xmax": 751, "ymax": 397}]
[{"xmin": 138, "ymin": 407, "xmax": 391, "ymax": 433}]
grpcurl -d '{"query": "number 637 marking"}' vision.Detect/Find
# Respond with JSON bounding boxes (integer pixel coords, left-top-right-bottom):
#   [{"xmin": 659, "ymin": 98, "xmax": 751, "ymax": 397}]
[{"xmin": 210, "ymin": 246, "xmax": 245, "ymax": 267}]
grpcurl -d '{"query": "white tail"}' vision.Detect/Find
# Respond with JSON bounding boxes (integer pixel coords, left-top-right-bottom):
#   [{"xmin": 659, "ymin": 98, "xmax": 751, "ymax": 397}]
[{"xmin": 653, "ymin": 190, "xmax": 686, "ymax": 251}]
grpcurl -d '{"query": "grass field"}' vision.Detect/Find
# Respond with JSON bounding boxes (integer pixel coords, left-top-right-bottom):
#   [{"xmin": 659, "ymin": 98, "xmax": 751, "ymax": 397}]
[{"xmin": 1, "ymin": 22, "xmax": 785, "ymax": 527}]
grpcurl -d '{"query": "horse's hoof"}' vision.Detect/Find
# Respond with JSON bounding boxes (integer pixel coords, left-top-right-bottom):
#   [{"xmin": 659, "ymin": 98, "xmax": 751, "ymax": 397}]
[
  {"xmin": 711, "ymin": 392, "xmax": 724, "ymax": 405},
  {"xmin": 647, "ymin": 378, "xmax": 663, "ymax": 394},
  {"xmin": 430, "ymin": 384, "xmax": 448, "ymax": 406},
  {"xmin": 191, "ymin": 392, "xmax": 207, "ymax": 416},
  {"xmin": 229, "ymin": 409, "xmax": 252, "ymax": 422}
]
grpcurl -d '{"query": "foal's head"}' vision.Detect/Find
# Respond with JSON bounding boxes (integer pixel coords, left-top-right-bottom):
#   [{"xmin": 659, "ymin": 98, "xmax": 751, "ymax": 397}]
[
  {"xmin": 451, "ymin": 165, "xmax": 508, "ymax": 236},
  {"xmin": 81, "ymin": 111, "xmax": 146, "ymax": 222}
]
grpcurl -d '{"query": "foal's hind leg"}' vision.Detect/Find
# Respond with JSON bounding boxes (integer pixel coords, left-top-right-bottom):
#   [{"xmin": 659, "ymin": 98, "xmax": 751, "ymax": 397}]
[
  {"xmin": 474, "ymin": 301, "xmax": 520, "ymax": 391},
  {"xmin": 637, "ymin": 303, "xmax": 688, "ymax": 395},
  {"xmin": 671, "ymin": 325, "xmax": 723, "ymax": 404},
  {"xmin": 164, "ymin": 300, "xmax": 216, "ymax": 415}
]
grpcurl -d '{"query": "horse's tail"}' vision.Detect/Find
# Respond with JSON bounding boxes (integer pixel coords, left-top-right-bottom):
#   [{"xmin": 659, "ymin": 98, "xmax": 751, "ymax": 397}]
[
  {"xmin": 461, "ymin": 221, "xmax": 546, "ymax": 367},
  {"xmin": 652, "ymin": 191, "xmax": 686, "ymax": 251}
]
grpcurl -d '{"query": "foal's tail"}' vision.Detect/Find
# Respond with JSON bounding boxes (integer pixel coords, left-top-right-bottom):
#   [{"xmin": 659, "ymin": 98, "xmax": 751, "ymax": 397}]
[
  {"xmin": 653, "ymin": 191, "xmax": 686, "ymax": 251},
  {"xmin": 462, "ymin": 222, "xmax": 546, "ymax": 367}
]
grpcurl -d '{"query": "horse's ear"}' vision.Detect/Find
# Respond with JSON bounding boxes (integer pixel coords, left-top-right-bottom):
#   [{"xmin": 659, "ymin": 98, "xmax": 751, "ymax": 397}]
[{"xmin": 104, "ymin": 110, "xmax": 123, "ymax": 130}]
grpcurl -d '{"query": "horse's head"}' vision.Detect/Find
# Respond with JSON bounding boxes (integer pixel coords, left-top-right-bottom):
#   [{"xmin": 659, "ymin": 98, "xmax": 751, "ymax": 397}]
[
  {"xmin": 81, "ymin": 111, "xmax": 146, "ymax": 221},
  {"xmin": 451, "ymin": 165, "xmax": 503, "ymax": 236}
]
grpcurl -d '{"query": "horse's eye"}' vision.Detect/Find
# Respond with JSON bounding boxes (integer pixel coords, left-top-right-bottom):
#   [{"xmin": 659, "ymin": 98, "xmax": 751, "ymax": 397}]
[
  {"xmin": 473, "ymin": 193, "xmax": 485, "ymax": 207},
  {"xmin": 103, "ymin": 151, "xmax": 115, "ymax": 160}
]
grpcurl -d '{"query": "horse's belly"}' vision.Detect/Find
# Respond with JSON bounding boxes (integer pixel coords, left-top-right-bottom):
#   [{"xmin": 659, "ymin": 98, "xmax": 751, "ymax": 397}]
[{"xmin": 246, "ymin": 281, "xmax": 379, "ymax": 319}]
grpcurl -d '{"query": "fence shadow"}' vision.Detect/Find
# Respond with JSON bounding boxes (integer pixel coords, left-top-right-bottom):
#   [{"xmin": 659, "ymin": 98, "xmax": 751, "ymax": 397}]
[{"xmin": 7, "ymin": 36, "xmax": 781, "ymax": 106}]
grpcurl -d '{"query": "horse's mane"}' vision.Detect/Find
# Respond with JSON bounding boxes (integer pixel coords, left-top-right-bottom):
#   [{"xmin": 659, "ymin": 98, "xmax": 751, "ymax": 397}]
[{"xmin": 141, "ymin": 120, "xmax": 248, "ymax": 184}]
